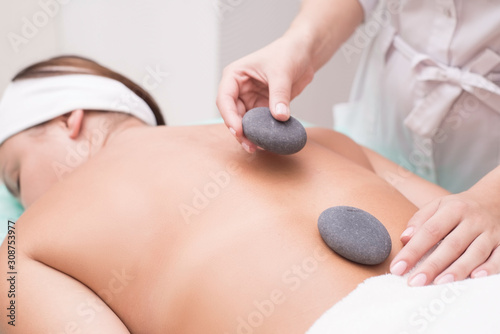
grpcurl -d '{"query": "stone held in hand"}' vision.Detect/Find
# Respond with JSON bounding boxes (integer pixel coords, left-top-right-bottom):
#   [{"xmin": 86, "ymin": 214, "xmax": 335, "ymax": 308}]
[
  {"xmin": 242, "ymin": 107, "xmax": 307, "ymax": 155},
  {"xmin": 318, "ymin": 206, "xmax": 392, "ymax": 265}
]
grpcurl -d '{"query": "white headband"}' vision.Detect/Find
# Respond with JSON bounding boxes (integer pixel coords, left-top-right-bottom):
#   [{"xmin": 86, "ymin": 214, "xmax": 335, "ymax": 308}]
[{"xmin": 0, "ymin": 74, "xmax": 158, "ymax": 145}]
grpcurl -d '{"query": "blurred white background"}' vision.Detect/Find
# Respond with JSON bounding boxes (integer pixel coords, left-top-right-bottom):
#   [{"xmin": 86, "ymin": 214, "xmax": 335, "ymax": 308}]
[{"xmin": 0, "ymin": 0, "xmax": 361, "ymax": 127}]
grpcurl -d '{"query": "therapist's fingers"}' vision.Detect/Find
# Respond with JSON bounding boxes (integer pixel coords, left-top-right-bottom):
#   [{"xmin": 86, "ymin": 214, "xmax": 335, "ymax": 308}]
[
  {"xmin": 400, "ymin": 198, "xmax": 441, "ymax": 244},
  {"xmin": 216, "ymin": 77, "xmax": 258, "ymax": 153},
  {"xmin": 433, "ymin": 233, "xmax": 493, "ymax": 284},
  {"xmin": 216, "ymin": 71, "xmax": 244, "ymax": 137},
  {"xmin": 235, "ymin": 98, "xmax": 257, "ymax": 153},
  {"xmin": 472, "ymin": 246, "xmax": 500, "ymax": 278},
  {"xmin": 390, "ymin": 202, "xmax": 460, "ymax": 277},
  {"xmin": 410, "ymin": 219, "xmax": 479, "ymax": 285},
  {"xmin": 268, "ymin": 73, "xmax": 292, "ymax": 122}
]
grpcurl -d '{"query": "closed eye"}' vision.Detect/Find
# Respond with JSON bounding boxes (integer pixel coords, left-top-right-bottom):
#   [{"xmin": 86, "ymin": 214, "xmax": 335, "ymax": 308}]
[{"xmin": 16, "ymin": 176, "xmax": 20, "ymax": 195}]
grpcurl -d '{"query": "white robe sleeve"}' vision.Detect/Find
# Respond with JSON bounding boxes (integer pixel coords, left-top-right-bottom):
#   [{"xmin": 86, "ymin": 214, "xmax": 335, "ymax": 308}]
[{"xmin": 357, "ymin": 0, "xmax": 379, "ymax": 20}]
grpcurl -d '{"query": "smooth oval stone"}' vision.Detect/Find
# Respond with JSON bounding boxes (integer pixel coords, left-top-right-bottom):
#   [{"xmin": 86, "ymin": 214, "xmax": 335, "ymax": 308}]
[
  {"xmin": 318, "ymin": 206, "xmax": 392, "ymax": 265},
  {"xmin": 242, "ymin": 107, "xmax": 307, "ymax": 155}
]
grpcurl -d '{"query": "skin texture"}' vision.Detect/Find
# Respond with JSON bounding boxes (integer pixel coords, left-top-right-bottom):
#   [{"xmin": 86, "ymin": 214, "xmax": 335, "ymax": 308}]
[{"xmin": 0, "ymin": 117, "xmax": 420, "ymax": 333}]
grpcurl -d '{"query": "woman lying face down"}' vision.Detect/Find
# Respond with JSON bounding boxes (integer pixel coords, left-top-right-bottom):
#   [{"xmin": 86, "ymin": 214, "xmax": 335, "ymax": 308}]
[
  {"xmin": 0, "ymin": 56, "xmax": 165, "ymax": 207},
  {"xmin": 0, "ymin": 57, "xmax": 445, "ymax": 333}
]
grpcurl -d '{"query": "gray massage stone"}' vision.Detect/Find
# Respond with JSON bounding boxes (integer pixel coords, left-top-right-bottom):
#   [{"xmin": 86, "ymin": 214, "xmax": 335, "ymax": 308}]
[
  {"xmin": 242, "ymin": 107, "xmax": 307, "ymax": 155},
  {"xmin": 318, "ymin": 206, "xmax": 392, "ymax": 265}
]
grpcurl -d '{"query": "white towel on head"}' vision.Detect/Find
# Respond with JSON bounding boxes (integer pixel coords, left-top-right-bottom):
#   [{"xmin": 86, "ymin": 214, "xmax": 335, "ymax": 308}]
[{"xmin": 0, "ymin": 74, "xmax": 157, "ymax": 145}]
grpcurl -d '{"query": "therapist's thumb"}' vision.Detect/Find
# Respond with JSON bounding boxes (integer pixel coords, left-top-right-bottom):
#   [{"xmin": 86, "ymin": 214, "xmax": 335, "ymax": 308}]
[{"xmin": 268, "ymin": 76, "xmax": 292, "ymax": 121}]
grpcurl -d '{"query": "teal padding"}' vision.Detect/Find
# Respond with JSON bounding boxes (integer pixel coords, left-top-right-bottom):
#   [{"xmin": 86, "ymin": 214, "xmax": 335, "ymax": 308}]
[{"xmin": 0, "ymin": 184, "xmax": 24, "ymax": 245}]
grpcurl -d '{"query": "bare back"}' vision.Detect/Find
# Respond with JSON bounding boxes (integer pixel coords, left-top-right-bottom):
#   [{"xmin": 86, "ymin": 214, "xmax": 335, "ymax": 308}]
[{"xmin": 1, "ymin": 125, "xmax": 416, "ymax": 333}]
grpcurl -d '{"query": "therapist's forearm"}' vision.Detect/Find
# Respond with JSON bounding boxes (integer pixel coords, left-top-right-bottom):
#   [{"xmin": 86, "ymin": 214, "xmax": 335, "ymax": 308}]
[{"xmin": 284, "ymin": 0, "xmax": 364, "ymax": 71}]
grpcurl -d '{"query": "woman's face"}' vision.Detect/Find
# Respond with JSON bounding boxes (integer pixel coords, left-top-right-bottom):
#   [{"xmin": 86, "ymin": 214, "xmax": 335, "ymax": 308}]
[{"xmin": 0, "ymin": 121, "xmax": 82, "ymax": 208}]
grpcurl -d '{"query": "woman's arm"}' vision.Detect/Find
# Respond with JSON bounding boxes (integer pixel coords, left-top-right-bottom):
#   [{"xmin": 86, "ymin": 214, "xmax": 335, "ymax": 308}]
[
  {"xmin": 306, "ymin": 128, "xmax": 449, "ymax": 208},
  {"xmin": 0, "ymin": 250, "xmax": 130, "ymax": 333},
  {"xmin": 362, "ymin": 148, "xmax": 451, "ymax": 208}
]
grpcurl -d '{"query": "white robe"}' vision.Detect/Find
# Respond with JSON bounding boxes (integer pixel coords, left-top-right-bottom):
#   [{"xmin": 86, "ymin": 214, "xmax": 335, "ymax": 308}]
[{"xmin": 335, "ymin": 0, "xmax": 500, "ymax": 192}]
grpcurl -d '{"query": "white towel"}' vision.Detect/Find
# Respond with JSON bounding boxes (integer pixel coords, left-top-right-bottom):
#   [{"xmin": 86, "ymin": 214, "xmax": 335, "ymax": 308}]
[
  {"xmin": 0, "ymin": 74, "xmax": 157, "ymax": 145},
  {"xmin": 307, "ymin": 273, "xmax": 500, "ymax": 333}
]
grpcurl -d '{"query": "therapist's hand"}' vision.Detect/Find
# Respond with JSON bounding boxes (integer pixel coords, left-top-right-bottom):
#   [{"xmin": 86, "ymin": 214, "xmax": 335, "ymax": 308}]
[
  {"xmin": 216, "ymin": 36, "xmax": 315, "ymax": 153},
  {"xmin": 390, "ymin": 190, "xmax": 500, "ymax": 286}
]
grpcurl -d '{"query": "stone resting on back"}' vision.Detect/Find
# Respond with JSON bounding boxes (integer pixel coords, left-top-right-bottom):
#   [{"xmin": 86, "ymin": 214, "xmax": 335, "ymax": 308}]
[
  {"xmin": 0, "ymin": 121, "xmax": 445, "ymax": 333},
  {"xmin": 243, "ymin": 107, "xmax": 393, "ymax": 266}
]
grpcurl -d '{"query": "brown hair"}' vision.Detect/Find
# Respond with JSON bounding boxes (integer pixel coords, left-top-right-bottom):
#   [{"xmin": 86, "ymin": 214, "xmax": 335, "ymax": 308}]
[{"xmin": 13, "ymin": 55, "xmax": 166, "ymax": 125}]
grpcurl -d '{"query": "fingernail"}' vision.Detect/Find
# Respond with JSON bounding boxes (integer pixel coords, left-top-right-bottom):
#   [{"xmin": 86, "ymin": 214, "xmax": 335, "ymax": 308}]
[
  {"xmin": 400, "ymin": 227, "xmax": 414, "ymax": 239},
  {"xmin": 390, "ymin": 261, "xmax": 407, "ymax": 276},
  {"xmin": 229, "ymin": 127, "xmax": 236, "ymax": 137},
  {"xmin": 435, "ymin": 273, "xmax": 454, "ymax": 285},
  {"xmin": 275, "ymin": 103, "xmax": 289, "ymax": 117},
  {"xmin": 409, "ymin": 273, "xmax": 427, "ymax": 287},
  {"xmin": 472, "ymin": 270, "xmax": 487, "ymax": 278},
  {"xmin": 242, "ymin": 143, "xmax": 254, "ymax": 154}
]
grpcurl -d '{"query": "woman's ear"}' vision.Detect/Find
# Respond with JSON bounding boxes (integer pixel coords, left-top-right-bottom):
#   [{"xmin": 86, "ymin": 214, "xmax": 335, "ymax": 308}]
[{"xmin": 66, "ymin": 109, "xmax": 85, "ymax": 139}]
